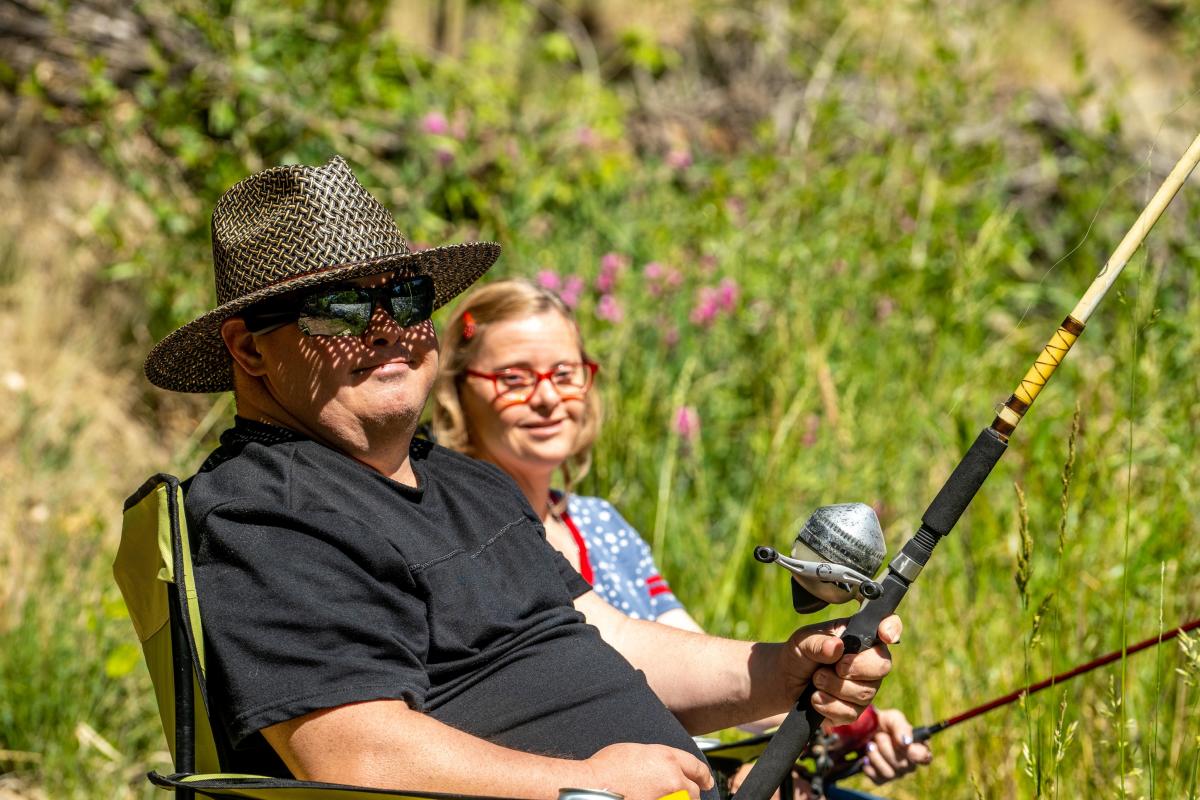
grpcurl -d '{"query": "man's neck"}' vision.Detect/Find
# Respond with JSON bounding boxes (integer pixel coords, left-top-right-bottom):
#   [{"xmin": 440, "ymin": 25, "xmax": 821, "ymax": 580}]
[{"xmin": 236, "ymin": 403, "xmax": 419, "ymax": 487}]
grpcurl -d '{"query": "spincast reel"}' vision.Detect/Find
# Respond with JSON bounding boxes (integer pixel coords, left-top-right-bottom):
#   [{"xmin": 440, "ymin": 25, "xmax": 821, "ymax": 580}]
[{"xmin": 755, "ymin": 503, "xmax": 886, "ymax": 612}]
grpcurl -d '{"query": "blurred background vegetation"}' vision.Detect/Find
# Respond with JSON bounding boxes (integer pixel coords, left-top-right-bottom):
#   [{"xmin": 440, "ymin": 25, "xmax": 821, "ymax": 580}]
[{"xmin": 2, "ymin": 0, "xmax": 1200, "ymax": 797}]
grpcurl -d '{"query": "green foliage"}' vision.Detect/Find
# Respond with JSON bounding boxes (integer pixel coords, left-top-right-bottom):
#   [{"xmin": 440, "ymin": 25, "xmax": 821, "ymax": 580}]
[{"xmin": 5, "ymin": 0, "xmax": 1200, "ymax": 798}]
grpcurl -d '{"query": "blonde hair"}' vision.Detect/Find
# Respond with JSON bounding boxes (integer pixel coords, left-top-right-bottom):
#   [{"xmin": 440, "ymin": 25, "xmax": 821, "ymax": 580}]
[{"xmin": 431, "ymin": 278, "xmax": 603, "ymax": 496}]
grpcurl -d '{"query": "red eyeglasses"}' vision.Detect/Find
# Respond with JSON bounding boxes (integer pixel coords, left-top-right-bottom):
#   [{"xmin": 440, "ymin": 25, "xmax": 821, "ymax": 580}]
[{"xmin": 466, "ymin": 361, "xmax": 598, "ymax": 408}]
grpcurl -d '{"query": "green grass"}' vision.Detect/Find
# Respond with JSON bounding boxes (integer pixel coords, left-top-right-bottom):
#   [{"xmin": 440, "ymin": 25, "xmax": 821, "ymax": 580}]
[{"xmin": 3, "ymin": 1, "xmax": 1200, "ymax": 797}]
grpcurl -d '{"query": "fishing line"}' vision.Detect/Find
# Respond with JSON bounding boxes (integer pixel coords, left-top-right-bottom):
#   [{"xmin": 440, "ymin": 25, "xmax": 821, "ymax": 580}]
[{"xmin": 945, "ymin": 94, "xmax": 1198, "ymax": 421}]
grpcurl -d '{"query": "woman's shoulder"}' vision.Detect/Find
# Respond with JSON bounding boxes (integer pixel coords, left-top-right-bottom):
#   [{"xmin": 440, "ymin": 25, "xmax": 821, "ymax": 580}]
[
  {"xmin": 566, "ymin": 493, "xmax": 619, "ymax": 519},
  {"xmin": 566, "ymin": 494, "xmax": 645, "ymax": 537}
]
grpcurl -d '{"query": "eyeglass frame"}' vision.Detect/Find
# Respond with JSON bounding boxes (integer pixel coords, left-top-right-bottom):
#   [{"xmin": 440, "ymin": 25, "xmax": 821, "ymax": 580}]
[
  {"xmin": 242, "ymin": 275, "xmax": 435, "ymax": 337},
  {"xmin": 464, "ymin": 360, "xmax": 599, "ymax": 409}
]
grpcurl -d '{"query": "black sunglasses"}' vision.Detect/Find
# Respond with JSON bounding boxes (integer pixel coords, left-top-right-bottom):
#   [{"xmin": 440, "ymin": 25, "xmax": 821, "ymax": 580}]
[{"xmin": 244, "ymin": 275, "xmax": 435, "ymax": 337}]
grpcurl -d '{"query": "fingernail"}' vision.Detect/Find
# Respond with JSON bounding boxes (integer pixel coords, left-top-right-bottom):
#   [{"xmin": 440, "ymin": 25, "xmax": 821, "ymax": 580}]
[
  {"xmin": 901, "ymin": 734, "xmax": 913, "ymax": 746},
  {"xmin": 866, "ymin": 742, "xmax": 876, "ymax": 752}
]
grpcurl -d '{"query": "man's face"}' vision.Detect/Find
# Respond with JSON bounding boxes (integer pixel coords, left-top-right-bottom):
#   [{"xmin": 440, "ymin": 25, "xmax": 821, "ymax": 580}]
[{"xmin": 245, "ymin": 273, "xmax": 439, "ymax": 448}]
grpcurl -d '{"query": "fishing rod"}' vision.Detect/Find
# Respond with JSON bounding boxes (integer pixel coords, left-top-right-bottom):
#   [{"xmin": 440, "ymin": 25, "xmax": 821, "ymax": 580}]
[
  {"xmin": 913, "ymin": 616, "xmax": 1200, "ymax": 741},
  {"xmin": 807, "ymin": 616, "xmax": 1200, "ymax": 790},
  {"xmin": 733, "ymin": 131, "xmax": 1200, "ymax": 800}
]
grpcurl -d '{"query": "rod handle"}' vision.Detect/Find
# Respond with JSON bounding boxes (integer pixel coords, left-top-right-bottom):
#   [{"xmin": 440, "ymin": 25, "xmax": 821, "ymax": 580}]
[{"xmin": 730, "ymin": 686, "xmax": 825, "ymax": 799}]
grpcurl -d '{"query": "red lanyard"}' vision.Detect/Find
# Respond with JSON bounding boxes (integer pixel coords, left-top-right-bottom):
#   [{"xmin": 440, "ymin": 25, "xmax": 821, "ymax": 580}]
[{"xmin": 554, "ymin": 498, "xmax": 594, "ymax": 585}]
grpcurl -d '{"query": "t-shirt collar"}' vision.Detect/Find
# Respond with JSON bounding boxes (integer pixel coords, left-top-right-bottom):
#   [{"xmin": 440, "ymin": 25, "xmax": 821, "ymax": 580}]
[
  {"xmin": 224, "ymin": 416, "xmax": 428, "ymax": 498},
  {"xmin": 225, "ymin": 416, "xmax": 308, "ymax": 447}
]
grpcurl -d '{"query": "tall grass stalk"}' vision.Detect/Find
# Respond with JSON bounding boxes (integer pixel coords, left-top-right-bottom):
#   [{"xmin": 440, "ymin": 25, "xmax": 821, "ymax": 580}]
[{"xmin": 1049, "ymin": 403, "xmax": 1080, "ymax": 800}]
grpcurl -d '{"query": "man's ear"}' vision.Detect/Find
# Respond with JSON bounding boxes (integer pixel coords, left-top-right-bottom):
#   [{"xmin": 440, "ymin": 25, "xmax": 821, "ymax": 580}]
[{"xmin": 221, "ymin": 317, "xmax": 269, "ymax": 377}]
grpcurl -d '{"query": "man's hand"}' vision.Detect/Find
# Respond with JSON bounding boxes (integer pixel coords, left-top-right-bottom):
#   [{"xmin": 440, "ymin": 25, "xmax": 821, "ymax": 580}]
[
  {"xmin": 860, "ymin": 707, "xmax": 932, "ymax": 785},
  {"xmin": 583, "ymin": 743, "xmax": 714, "ymax": 800},
  {"xmin": 779, "ymin": 615, "xmax": 901, "ymax": 725}
]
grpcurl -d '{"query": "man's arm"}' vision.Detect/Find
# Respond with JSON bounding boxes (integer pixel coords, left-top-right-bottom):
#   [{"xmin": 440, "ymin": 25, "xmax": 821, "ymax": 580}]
[
  {"xmin": 261, "ymin": 698, "xmax": 714, "ymax": 800},
  {"xmin": 574, "ymin": 591, "xmax": 898, "ymax": 735}
]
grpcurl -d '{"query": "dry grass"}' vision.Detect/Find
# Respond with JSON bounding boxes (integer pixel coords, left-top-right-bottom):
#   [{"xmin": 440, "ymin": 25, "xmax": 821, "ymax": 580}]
[{"xmin": 0, "ymin": 152, "xmax": 170, "ymax": 632}]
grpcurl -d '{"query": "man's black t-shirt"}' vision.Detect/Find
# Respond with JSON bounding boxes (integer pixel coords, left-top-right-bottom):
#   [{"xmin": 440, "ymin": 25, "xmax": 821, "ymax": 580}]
[{"xmin": 185, "ymin": 418, "xmax": 707, "ymax": 782}]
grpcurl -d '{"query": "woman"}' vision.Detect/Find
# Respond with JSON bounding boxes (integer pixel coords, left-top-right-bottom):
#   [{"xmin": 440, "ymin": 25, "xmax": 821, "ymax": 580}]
[
  {"xmin": 431, "ymin": 278, "xmax": 702, "ymax": 631},
  {"xmin": 431, "ymin": 278, "xmax": 929, "ymax": 795}
]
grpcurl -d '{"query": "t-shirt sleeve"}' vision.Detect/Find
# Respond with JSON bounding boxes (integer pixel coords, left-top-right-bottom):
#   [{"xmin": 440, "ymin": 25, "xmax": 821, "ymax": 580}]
[
  {"xmin": 549, "ymin": 535, "xmax": 593, "ymax": 598},
  {"xmin": 193, "ymin": 501, "xmax": 431, "ymax": 746}
]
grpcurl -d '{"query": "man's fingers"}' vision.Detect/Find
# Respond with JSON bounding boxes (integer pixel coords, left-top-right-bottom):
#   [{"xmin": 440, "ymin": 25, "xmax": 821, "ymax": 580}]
[
  {"xmin": 833, "ymin": 645, "xmax": 892, "ymax": 681},
  {"xmin": 812, "ymin": 669, "xmax": 880, "ymax": 705},
  {"xmin": 808, "ymin": 692, "xmax": 867, "ymax": 726},
  {"xmin": 794, "ymin": 632, "xmax": 845, "ymax": 665},
  {"xmin": 675, "ymin": 752, "xmax": 714, "ymax": 790},
  {"xmin": 876, "ymin": 614, "xmax": 903, "ymax": 645}
]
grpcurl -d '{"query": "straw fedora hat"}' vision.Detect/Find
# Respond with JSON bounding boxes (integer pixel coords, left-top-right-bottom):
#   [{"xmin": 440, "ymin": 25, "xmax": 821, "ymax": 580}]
[{"xmin": 144, "ymin": 155, "xmax": 500, "ymax": 393}]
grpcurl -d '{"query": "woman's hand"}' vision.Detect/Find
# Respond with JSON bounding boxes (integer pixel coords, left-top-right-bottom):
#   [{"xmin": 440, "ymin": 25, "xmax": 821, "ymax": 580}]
[{"xmin": 860, "ymin": 707, "xmax": 933, "ymax": 785}]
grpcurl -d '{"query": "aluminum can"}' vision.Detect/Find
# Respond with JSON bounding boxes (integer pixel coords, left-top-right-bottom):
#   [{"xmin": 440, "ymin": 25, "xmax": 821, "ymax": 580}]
[{"xmin": 558, "ymin": 789, "xmax": 624, "ymax": 800}]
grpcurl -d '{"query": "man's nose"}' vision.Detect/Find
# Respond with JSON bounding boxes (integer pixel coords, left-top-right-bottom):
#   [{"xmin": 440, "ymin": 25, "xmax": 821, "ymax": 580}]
[{"xmin": 364, "ymin": 305, "xmax": 402, "ymax": 347}]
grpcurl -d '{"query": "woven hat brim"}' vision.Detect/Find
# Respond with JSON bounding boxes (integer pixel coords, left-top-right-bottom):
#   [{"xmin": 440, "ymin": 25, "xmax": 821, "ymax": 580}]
[{"xmin": 144, "ymin": 241, "xmax": 500, "ymax": 393}]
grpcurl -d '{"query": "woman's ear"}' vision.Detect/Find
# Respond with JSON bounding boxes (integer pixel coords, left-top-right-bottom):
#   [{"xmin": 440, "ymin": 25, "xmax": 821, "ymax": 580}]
[{"xmin": 221, "ymin": 317, "xmax": 269, "ymax": 377}]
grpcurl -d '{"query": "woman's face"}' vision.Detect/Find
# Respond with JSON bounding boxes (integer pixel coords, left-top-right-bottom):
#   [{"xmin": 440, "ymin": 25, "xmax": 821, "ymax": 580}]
[{"xmin": 460, "ymin": 310, "xmax": 588, "ymax": 484}]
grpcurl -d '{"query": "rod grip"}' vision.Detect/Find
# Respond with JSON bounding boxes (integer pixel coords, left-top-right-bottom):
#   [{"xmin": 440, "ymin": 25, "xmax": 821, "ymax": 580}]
[
  {"xmin": 921, "ymin": 428, "xmax": 1008, "ymax": 536},
  {"xmin": 731, "ymin": 686, "xmax": 825, "ymax": 799}
]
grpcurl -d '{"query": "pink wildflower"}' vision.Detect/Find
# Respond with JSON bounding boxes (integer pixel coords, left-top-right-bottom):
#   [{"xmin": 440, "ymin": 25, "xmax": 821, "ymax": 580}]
[
  {"xmin": 666, "ymin": 147, "xmax": 693, "ymax": 170},
  {"xmin": 435, "ymin": 147, "xmax": 454, "ymax": 166},
  {"xmin": 421, "ymin": 111, "xmax": 450, "ymax": 136},
  {"xmin": 601, "ymin": 252, "xmax": 626, "ymax": 273},
  {"xmin": 596, "ymin": 294, "xmax": 624, "ymax": 323},
  {"xmin": 716, "ymin": 278, "xmax": 739, "ymax": 312},
  {"xmin": 689, "ymin": 287, "xmax": 720, "ymax": 327},
  {"xmin": 802, "ymin": 413, "xmax": 820, "ymax": 448},
  {"xmin": 663, "ymin": 326, "xmax": 679, "ymax": 348},
  {"xmin": 536, "ymin": 270, "xmax": 562, "ymax": 292},
  {"xmin": 674, "ymin": 406, "xmax": 700, "ymax": 440},
  {"xmin": 560, "ymin": 276, "xmax": 585, "ymax": 309},
  {"xmin": 643, "ymin": 261, "xmax": 664, "ymax": 281},
  {"xmin": 576, "ymin": 126, "xmax": 598, "ymax": 149},
  {"xmin": 596, "ymin": 251, "xmax": 627, "ymax": 293},
  {"xmin": 875, "ymin": 295, "xmax": 897, "ymax": 322},
  {"xmin": 665, "ymin": 268, "xmax": 683, "ymax": 287},
  {"xmin": 725, "ymin": 196, "xmax": 746, "ymax": 221}
]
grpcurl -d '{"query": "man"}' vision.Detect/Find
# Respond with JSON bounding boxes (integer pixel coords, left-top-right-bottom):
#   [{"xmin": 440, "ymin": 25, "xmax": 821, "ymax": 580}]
[{"xmin": 144, "ymin": 156, "xmax": 901, "ymax": 800}]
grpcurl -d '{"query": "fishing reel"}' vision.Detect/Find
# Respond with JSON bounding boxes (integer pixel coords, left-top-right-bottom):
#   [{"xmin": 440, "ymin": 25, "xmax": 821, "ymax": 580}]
[{"xmin": 755, "ymin": 503, "xmax": 886, "ymax": 613}]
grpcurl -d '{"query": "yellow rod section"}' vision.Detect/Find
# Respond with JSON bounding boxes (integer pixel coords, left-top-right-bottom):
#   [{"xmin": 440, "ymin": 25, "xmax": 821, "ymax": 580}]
[{"xmin": 992, "ymin": 132, "xmax": 1200, "ymax": 437}]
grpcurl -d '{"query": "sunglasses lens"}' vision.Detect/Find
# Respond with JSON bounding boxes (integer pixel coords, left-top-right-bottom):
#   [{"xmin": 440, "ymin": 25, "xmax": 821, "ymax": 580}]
[
  {"xmin": 387, "ymin": 276, "xmax": 434, "ymax": 327},
  {"xmin": 297, "ymin": 289, "xmax": 372, "ymax": 336},
  {"xmin": 290, "ymin": 277, "xmax": 434, "ymax": 336}
]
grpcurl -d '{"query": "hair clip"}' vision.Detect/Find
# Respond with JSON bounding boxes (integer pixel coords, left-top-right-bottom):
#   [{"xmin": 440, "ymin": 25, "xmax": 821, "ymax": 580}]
[{"xmin": 462, "ymin": 311, "xmax": 477, "ymax": 340}]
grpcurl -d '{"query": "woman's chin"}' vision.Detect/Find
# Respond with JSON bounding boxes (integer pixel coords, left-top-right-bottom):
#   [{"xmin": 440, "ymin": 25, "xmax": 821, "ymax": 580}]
[{"xmin": 513, "ymin": 440, "xmax": 574, "ymax": 471}]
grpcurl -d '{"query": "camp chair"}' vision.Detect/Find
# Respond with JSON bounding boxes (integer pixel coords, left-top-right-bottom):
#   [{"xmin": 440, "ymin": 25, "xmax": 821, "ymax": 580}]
[{"xmin": 113, "ymin": 473, "xmax": 511, "ymax": 800}]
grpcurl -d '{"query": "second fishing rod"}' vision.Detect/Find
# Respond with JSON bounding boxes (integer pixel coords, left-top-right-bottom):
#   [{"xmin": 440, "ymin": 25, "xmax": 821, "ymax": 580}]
[{"xmin": 732, "ymin": 131, "xmax": 1200, "ymax": 800}]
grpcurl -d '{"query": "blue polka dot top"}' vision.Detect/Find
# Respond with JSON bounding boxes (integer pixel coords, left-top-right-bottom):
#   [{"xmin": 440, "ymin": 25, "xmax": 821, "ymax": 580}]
[{"xmin": 560, "ymin": 494, "xmax": 684, "ymax": 621}]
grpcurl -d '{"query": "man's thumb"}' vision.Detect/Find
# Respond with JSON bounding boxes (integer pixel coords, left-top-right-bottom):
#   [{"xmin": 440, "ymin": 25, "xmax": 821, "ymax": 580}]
[{"xmin": 794, "ymin": 631, "xmax": 844, "ymax": 664}]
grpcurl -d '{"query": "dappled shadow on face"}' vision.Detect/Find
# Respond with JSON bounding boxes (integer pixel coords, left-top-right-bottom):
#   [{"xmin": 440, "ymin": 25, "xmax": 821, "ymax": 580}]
[{"xmin": 269, "ymin": 313, "xmax": 439, "ymax": 423}]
